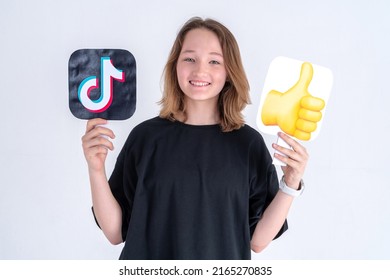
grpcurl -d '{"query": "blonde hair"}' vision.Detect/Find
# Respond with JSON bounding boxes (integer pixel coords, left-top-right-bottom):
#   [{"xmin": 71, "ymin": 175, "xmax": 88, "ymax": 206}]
[{"xmin": 159, "ymin": 17, "xmax": 250, "ymax": 132}]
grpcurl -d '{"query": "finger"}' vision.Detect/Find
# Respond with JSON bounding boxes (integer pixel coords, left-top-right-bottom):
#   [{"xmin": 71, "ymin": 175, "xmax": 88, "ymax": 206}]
[
  {"xmin": 278, "ymin": 132, "xmax": 308, "ymax": 157},
  {"xmin": 274, "ymin": 152, "xmax": 301, "ymax": 170},
  {"xmin": 84, "ymin": 125, "xmax": 115, "ymax": 142},
  {"xmin": 85, "ymin": 145, "xmax": 109, "ymax": 158},
  {"xmin": 86, "ymin": 118, "xmax": 108, "ymax": 133},
  {"xmin": 273, "ymin": 144, "xmax": 301, "ymax": 164},
  {"xmin": 296, "ymin": 119, "xmax": 317, "ymax": 133},
  {"xmin": 94, "ymin": 126, "xmax": 115, "ymax": 139},
  {"xmin": 299, "ymin": 108, "xmax": 322, "ymax": 122},
  {"xmin": 295, "ymin": 62, "xmax": 313, "ymax": 90},
  {"xmin": 300, "ymin": 96, "xmax": 325, "ymax": 111},
  {"xmin": 278, "ymin": 132, "xmax": 300, "ymax": 150},
  {"xmin": 275, "ymin": 150, "xmax": 307, "ymax": 179},
  {"xmin": 294, "ymin": 130, "xmax": 311, "ymax": 141},
  {"xmin": 84, "ymin": 136, "xmax": 114, "ymax": 150}
]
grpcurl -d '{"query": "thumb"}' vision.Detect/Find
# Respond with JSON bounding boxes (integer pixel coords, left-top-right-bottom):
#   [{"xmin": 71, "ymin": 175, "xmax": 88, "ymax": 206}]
[{"xmin": 295, "ymin": 62, "xmax": 313, "ymax": 91}]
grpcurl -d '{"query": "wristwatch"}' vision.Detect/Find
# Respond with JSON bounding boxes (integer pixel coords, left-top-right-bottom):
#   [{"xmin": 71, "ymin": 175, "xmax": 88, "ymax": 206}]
[{"xmin": 279, "ymin": 176, "xmax": 305, "ymax": 197}]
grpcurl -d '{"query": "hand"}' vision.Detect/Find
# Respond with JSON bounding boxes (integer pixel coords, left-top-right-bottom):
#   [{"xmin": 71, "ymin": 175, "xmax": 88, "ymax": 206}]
[
  {"xmin": 273, "ymin": 132, "xmax": 308, "ymax": 189},
  {"xmin": 81, "ymin": 118, "xmax": 115, "ymax": 172},
  {"xmin": 261, "ymin": 62, "xmax": 325, "ymax": 141}
]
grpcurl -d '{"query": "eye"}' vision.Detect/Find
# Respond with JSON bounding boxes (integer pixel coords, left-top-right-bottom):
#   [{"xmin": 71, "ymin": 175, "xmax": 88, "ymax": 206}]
[
  {"xmin": 210, "ymin": 60, "xmax": 221, "ymax": 65},
  {"xmin": 184, "ymin": 58, "xmax": 195, "ymax": 63}
]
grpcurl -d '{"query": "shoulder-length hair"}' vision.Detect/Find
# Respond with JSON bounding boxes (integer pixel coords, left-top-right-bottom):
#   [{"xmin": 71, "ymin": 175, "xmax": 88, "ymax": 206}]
[{"xmin": 159, "ymin": 17, "xmax": 250, "ymax": 132}]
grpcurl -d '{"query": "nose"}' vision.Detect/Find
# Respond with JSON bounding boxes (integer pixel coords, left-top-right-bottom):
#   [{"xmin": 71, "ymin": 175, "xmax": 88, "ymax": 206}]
[{"xmin": 192, "ymin": 60, "xmax": 208, "ymax": 77}]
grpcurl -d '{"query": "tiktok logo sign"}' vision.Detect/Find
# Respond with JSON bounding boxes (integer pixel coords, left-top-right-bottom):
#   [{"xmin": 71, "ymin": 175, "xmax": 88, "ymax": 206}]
[
  {"xmin": 69, "ymin": 49, "xmax": 136, "ymax": 120},
  {"xmin": 78, "ymin": 57, "xmax": 125, "ymax": 113}
]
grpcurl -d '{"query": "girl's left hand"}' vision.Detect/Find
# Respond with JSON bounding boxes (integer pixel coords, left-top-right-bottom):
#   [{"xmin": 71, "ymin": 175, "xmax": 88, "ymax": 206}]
[{"xmin": 272, "ymin": 132, "xmax": 309, "ymax": 189}]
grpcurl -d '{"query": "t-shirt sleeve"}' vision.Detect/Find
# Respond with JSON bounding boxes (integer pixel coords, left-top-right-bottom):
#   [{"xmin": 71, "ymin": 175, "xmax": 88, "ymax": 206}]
[
  {"xmin": 107, "ymin": 141, "xmax": 135, "ymax": 242},
  {"xmin": 248, "ymin": 134, "xmax": 288, "ymax": 239}
]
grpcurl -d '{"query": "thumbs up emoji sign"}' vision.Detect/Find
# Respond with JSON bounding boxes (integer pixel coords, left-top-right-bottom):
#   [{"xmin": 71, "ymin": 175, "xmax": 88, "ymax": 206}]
[{"xmin": 261, "ymin": 62, "xmax": 325, "ymax": 141}]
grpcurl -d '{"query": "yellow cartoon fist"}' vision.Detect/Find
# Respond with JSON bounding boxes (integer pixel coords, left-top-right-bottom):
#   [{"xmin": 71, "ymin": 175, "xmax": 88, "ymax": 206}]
[{"xmin": 261, "ymin": 62, "xmax": 325, "ymax": 141}]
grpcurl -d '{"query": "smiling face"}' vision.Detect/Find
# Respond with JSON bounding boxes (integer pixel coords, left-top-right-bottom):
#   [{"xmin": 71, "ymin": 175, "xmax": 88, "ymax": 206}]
[{"xmin": 176, "ymin": 28, "xmax": 227, "ymax": 106}]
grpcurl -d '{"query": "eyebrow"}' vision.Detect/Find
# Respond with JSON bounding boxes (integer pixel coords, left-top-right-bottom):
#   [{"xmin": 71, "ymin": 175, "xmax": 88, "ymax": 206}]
[{"xmin": 181, "ymin": 50, "xmax": 223, "ymax": 57}]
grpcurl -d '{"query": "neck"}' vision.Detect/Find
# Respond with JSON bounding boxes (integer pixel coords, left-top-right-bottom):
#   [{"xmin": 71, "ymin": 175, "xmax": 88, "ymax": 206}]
[{"xmin": 177, "ymin": 99, "xmax": 220, "ymax": 125}]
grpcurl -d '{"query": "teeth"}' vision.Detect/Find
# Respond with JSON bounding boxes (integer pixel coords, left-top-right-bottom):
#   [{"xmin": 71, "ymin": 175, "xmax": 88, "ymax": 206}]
[{"xmin": 190, "ymin": 81, "xmax": 210, "ymax": 87}]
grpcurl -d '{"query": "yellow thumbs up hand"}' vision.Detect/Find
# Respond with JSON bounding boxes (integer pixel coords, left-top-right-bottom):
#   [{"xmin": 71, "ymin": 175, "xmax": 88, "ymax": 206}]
[{"xmin": 261, "ymin": 62, "xmax": 325, "ymax": 141}]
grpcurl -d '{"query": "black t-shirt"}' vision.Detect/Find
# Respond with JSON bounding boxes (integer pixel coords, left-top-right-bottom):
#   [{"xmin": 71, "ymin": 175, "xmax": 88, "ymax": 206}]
[{"xmin": 107, "ymin": 117, "xmax": 287, "ymax": 259}]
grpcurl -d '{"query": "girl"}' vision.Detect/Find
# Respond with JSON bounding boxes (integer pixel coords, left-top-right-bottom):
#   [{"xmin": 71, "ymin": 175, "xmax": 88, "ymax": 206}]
[{"xmin": 82, "ymin": 17, "xmax": 308, "ymax": 259}]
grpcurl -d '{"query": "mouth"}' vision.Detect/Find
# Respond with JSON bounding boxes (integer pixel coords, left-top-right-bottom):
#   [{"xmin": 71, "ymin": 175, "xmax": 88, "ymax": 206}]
[{"xmin": 189, "ymin": 80, "xmax": 211, "ymax": 87}]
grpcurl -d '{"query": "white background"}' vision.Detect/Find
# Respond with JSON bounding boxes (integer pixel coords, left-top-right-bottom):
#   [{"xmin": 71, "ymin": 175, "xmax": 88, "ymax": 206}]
[{"xmin": 0, "ymin": 0, "xmax": 389, "ymax": 260}]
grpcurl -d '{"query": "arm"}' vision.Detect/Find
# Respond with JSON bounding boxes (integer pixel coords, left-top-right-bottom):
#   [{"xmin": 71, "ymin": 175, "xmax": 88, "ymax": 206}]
[
  {"xmin": 251, "ymin": 132, "xmax": 308, "ymax": 253},
  {"xmin": 82, "ymin": 118, "xmax": 123, "ymax": 245}
]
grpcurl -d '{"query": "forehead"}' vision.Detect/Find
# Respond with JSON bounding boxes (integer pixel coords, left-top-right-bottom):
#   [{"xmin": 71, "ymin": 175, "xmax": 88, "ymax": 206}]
[{"xmin": 181, "ymin": 28, "xmax": 222, "ymax": 52}]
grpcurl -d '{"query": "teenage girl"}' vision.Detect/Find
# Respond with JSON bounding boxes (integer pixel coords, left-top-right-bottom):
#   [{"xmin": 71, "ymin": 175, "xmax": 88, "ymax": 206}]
[{"xmin": 82, "ymin": 17, "xmax": 308, "ymax": 259}]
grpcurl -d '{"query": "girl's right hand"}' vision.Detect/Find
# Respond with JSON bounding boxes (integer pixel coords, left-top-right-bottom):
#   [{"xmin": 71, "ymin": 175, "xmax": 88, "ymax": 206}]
[{"xmin": 81, "ymin": 118, "xmax": 115, "ymax": 172}]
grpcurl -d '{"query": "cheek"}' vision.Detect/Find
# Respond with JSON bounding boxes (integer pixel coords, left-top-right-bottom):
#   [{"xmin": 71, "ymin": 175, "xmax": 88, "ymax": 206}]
[
  {"xmin": 176, "ymin": 66, "xmax": 184, "ymax": 86},
  {"xmin": 176, "ymin": 64, "xmax": 186, "ymax": 80},
  {"xmin": 176, "ymin": 65, "xmax": 187, "ymax": 90},
  {"xmin": 216, "ymin": 73, "xmax": 228, "ymax": 93},
  {"xmin": 216, "ymin": 70, "xmax": 228, "ymax": 86}
]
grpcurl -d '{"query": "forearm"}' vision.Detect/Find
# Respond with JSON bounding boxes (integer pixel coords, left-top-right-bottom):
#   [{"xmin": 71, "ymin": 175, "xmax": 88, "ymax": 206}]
[
  {"xmin": 251, "ymin": 190, "xmax": 294, "ymax": 253},
  {"xmin": 89, "ymin": 169, "xmax": 123, "ymax": 245}
]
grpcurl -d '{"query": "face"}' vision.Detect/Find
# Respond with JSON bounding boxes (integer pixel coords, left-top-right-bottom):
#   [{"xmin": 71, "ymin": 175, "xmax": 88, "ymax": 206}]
[{"xmin": 176, "ymin": 28, "xmax": 227, "ymax": 105}]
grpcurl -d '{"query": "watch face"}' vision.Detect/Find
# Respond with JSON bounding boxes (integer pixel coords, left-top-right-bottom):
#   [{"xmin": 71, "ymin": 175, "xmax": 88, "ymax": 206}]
[{"xmin": 68, "ymin": 49, "xmax": 136, "ymax": 120}]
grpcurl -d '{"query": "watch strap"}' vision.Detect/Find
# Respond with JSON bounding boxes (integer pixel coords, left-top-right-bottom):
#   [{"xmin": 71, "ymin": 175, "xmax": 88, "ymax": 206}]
[{"xmin": 279, "ymin": 176, "xmax": 305, "ymax": 197}]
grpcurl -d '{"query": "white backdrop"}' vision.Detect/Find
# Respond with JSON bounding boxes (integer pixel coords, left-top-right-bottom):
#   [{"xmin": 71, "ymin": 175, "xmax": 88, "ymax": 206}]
[{"xmin": 1, "ymin": 0, "xmax": 389, "ymax": 259}]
